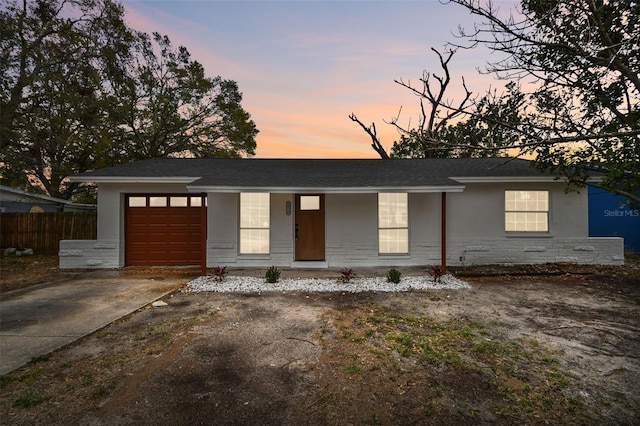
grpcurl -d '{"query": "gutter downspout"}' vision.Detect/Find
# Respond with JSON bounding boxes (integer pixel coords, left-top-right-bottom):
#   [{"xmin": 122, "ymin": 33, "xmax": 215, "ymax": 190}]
[{"xmin": 441, "ymin": 192, "xmax": 447, "ymax": 275}]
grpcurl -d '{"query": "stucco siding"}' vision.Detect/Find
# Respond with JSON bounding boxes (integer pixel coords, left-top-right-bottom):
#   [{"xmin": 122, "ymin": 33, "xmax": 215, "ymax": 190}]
[
  {"xmin": 206, "ymin": 193, "xmax": 295, "ymax": 268},
  {"xmin": 447, "ymin": 182, "xmax": 588, "ymax": 240},
  {"xmin": 323, "ymin": 193, "xmax": 443, "ymax": 268},
  {"xmin": 325, "ymin": 194, "xmax": 376, "ymax": 266},
  {"xmin": 207, "ymin": 192, "xmax": 238, "ymax": 265}
]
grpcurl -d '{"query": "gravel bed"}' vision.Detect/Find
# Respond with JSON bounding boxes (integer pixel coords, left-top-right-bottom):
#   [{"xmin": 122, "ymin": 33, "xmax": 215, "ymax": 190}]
[{"xmin": 184, "ymin": 274, "xmax": 471, "ymax": 293}]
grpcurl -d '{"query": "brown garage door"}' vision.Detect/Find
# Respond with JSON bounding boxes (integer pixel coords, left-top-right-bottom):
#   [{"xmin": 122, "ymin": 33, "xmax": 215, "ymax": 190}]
[{"xmin": 125, "ymin": 194, "xmax": 205, "ymax": 266}]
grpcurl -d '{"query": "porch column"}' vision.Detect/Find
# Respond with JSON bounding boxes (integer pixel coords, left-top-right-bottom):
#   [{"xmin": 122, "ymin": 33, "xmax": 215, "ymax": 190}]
[
  {"xmin": 200, "ymin": 192, "xmax": 207, "ymax": 276},
  {"xmin": 441, "ymin": 192, "xmax": 447, "ymax": 274}
]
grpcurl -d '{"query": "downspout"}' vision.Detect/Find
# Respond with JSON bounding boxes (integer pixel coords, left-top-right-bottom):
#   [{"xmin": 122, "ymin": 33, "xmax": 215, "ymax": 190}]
[
  {"xmin": 200, "ymin": 192, "xmax": 207, "ymax": 276},
  {"xmin": 441, "ymin": 192, "xmax": 447, "ymax": 275}
]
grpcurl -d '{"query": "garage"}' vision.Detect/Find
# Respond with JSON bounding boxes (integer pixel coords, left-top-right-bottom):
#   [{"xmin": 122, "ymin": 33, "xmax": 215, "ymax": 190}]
[{"xmin": 125, "ymin": 194, "xmax": 205, "ymax": 266}]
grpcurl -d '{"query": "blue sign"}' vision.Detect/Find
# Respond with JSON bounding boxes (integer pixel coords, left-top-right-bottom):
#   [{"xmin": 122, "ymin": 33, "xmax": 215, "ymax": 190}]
[{"xmin": 588, "ymin": 186, "xmax": 640, "ymax": 252}]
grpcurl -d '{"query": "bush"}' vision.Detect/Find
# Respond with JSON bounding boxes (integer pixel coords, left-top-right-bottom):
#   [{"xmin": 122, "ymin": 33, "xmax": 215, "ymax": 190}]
[
  {"xmin": 429, "ymin": 265, "xmax": 443, "ymax": 283},
  {"xmin": 211, "ymin": 266, "xmax": 227, "ymax": 282},
  {"xmin": 265, "ymin": 266, "xmax": 281, "ymax": 283},
  {"xmin": 386, "ymin": 268, "xmax": 402, "ymax": 284},
  {"xmin": 339, "ymin": 268, "xmax": 356, "ymax": 283}
]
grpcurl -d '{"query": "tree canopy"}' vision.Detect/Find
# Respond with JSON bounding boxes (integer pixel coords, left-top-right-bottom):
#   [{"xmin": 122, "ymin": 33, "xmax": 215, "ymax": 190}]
[
  {"xmin": 451, "ymin": 0, "xmax": 639, "ymax": 203},
  {"xmin": 352, "ymin": 0, "xmax": 639, "ymax": 205},
  {"xmin": 110, "ymin": 32, "xmax": 257, "ymax": 162},
  {"xmin": 0, "ymin": 0, "xmax": 258, "ymax": 201}
]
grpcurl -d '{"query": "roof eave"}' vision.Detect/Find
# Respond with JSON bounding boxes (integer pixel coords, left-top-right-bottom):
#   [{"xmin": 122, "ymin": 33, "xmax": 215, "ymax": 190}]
[
  {"xmin": 186, "ymin": 185, "xmax": 466, "ymax": 193},
  {"xmin": 1, "ymin": 184, "xmax": 76, "ymax": 205},
  {"xmin": 450, "ymin": 176, "xmax": 561, "ymax": 183},
  {"xmin": 68, "ymin": 176, "xmax": 200, "ymax": 184}
]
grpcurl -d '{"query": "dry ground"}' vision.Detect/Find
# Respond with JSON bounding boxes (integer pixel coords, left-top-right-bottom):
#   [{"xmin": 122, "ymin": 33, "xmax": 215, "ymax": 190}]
[{"xmin": 1, "ymin": 255, "xmax": 639, "ymax": 425}]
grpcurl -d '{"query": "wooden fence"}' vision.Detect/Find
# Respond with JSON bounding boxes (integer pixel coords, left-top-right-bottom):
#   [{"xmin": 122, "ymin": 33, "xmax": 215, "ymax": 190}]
[{"xmin": 1, "ymin": 212, "xmax": 97, "ymax": 255}]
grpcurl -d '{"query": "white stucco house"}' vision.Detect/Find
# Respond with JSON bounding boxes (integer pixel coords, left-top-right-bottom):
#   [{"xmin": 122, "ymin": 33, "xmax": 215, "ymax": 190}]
[{"xmin": 59, "ymin": 157, "xmax": 624, "ymax": 271}]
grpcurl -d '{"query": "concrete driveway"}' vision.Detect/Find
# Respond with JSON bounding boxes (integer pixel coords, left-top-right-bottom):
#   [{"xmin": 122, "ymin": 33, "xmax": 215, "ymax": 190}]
[{"xmin": 0, "ymin": 270, "xmax": 192, "ymax": 375}]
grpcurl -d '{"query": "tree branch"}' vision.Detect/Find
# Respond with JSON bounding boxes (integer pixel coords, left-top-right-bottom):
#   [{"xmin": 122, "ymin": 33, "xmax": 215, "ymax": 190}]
[{"xmin": 348, "ymin": 113, "xmax": 389, "ymax": 158}]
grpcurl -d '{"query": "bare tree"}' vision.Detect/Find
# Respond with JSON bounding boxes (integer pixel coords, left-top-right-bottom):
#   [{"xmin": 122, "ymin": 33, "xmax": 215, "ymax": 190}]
[{"xmin": 350, "ymin": 48, "xmax": 475, "ymax": 159}]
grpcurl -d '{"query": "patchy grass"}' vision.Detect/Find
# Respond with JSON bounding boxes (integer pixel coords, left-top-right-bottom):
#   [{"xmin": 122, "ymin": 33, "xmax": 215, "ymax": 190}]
[
  {"xmin": 12, "ymin": 392, "xmax": 50, "ymax": 408},
  {"xmin": 314, "ymin": 302, "xmax": 590, "ymax": 425}
]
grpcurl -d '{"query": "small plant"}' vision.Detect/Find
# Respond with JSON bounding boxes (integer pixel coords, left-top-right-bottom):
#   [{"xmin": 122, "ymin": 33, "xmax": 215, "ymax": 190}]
[
  {"xmin": 339, "ymin": 268, "xmax": 356, "ymax": 283},
  {"xmin": 211, "ymin": 266, "xmax": 228, "ymax": 282},
  {"xmin": 386, "ymin": 268, "xmax": 402, "ymax": 284},
  {"xmin": 265, "ymin": 265, "xmax": 281, "ymax": 283},
  {"xmin": 91, "ymin": 384, "xmax": 110, "ymax": 399},
  {"xmin": 28, "ymin": 354, "xmax": 50, "ymax": 364},
  {"xmin": 429, "ymin": 265, "xmax": 443, "ymax": 283},
  {"xmin": 385, "ymin": 332, "xmax": 415, "ymax": 357},
  {"xmin": 13, "ymin": 392, "xmax": 50, "ymax": 408},
  {"xmin": 344, "ymin": 364, "xmax": 362, "ymax": 373},
  {"xmin": 0, "ymin": 375, "xmax": 14, "ymax": 389}
]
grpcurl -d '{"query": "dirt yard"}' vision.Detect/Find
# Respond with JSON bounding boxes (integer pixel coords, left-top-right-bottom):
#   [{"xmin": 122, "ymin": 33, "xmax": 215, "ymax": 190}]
[{"xmin": 1, "ymin": 256, "xmax": 639, "ymax": 425}]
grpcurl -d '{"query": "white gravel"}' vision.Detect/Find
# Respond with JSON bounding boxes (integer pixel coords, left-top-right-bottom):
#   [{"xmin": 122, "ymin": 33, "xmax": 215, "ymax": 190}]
[{"xmin": 184, "ymin": 274, "xmax": 471, "ymax": 293}]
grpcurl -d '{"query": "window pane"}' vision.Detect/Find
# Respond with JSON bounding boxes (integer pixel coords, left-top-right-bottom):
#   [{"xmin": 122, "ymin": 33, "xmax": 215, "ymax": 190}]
[
  {"xmin": 505, "ymin": 212, "xmax": 548, "ymax": 232},
  {"xmin": 190, "ymin": 196, "xmax": 202, "ymax": 207},
  {"xmin": 240, "ymin": 229, "xmax": 269, "ymax": 254},
  {"xmin": 379, "ymin": 229, "xmax": 409, "ymax": 254},
  {"xmin": 535, "ymin": 192, "xmax": 548, "ymax": 211},
  {"xmin": 300, "ymin": 196, "xmax": 320, "ymax": 210},
  {"xmin": 170, "ymin": 196, "xmax": 188, "ymax": 207},
  {"xmin": 240, "ymin": 193, "xmax": 270, "ymax": 228},
  {"xmin": 128, "ymin": 197, "xmax": 146, "ymax": 207},
  {"xmin": 379, "ymin": 193, "xmax": 408, "ymax": 228},
  {"xmin": 529, "ymin": 212, "xmax": 548, "ymax": 231},
  {"xmin": 505, "ymin": 191, "xmax": 548, "ymax": 212},
  {"xmin": 149, "ymin": 196, "xmax": 167, "ymax": 207}
]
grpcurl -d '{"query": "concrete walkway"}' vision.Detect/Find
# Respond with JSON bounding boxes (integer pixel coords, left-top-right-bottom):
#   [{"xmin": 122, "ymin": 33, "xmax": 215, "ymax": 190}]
[{"xmin": 0, "ymin": 271, "xmax": 191, "ymax": 375}]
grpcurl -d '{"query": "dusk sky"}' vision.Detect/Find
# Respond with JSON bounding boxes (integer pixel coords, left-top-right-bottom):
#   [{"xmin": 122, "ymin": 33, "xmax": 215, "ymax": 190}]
[{"xmin": 121, "ymin": 0, "xmax": 516, "ymax": 158}]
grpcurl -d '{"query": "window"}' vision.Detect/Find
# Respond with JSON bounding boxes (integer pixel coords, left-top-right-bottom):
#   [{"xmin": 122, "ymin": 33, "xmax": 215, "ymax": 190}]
[
  {"xmin": 378, "ymin": 193, "xmax": 408, "ymax": 254},
  {"xmin": 240, "ymin": 193, "xmax": 270, "ymax": 254},
  {"xmin": 190, "ymin": 196, "xmax": 202, "ymax": 207},
  {"xmin": 505, "ymin": 190, "xmax": 549, "ymax": 232},
  {"xmin": 149, "ymin": 196, "xmax": 167, "ymax": 207},
  {"xmin": 170, "ymin": 196, "xmax": 188, "ymax": 207},
  {"xmin": 299, "ymin": 195, "xmax": 320, "ymax": 210},
  {"xmin": 127, "ymin": 194, "xmax": 204, "ymax": 208},
  {"xmin": 128, "ymin": 197, "xmax": 146, "ymax": 207}
]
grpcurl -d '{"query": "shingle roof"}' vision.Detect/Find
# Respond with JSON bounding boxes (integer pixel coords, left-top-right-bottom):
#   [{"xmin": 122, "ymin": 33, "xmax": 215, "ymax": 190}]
[{"xmin": 72, "ymin": 157, "xmax": 554, "ymax": 191}]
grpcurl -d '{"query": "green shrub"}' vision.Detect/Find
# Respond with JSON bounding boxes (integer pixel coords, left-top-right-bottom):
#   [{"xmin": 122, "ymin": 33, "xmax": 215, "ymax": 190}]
[
  {"xmin": 386, "ymin": 268, "xmax": 402, "ymax": 284},
  {"xmin": 265, "ymin": 266, "xmax": 281, "ymax": 283}
]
